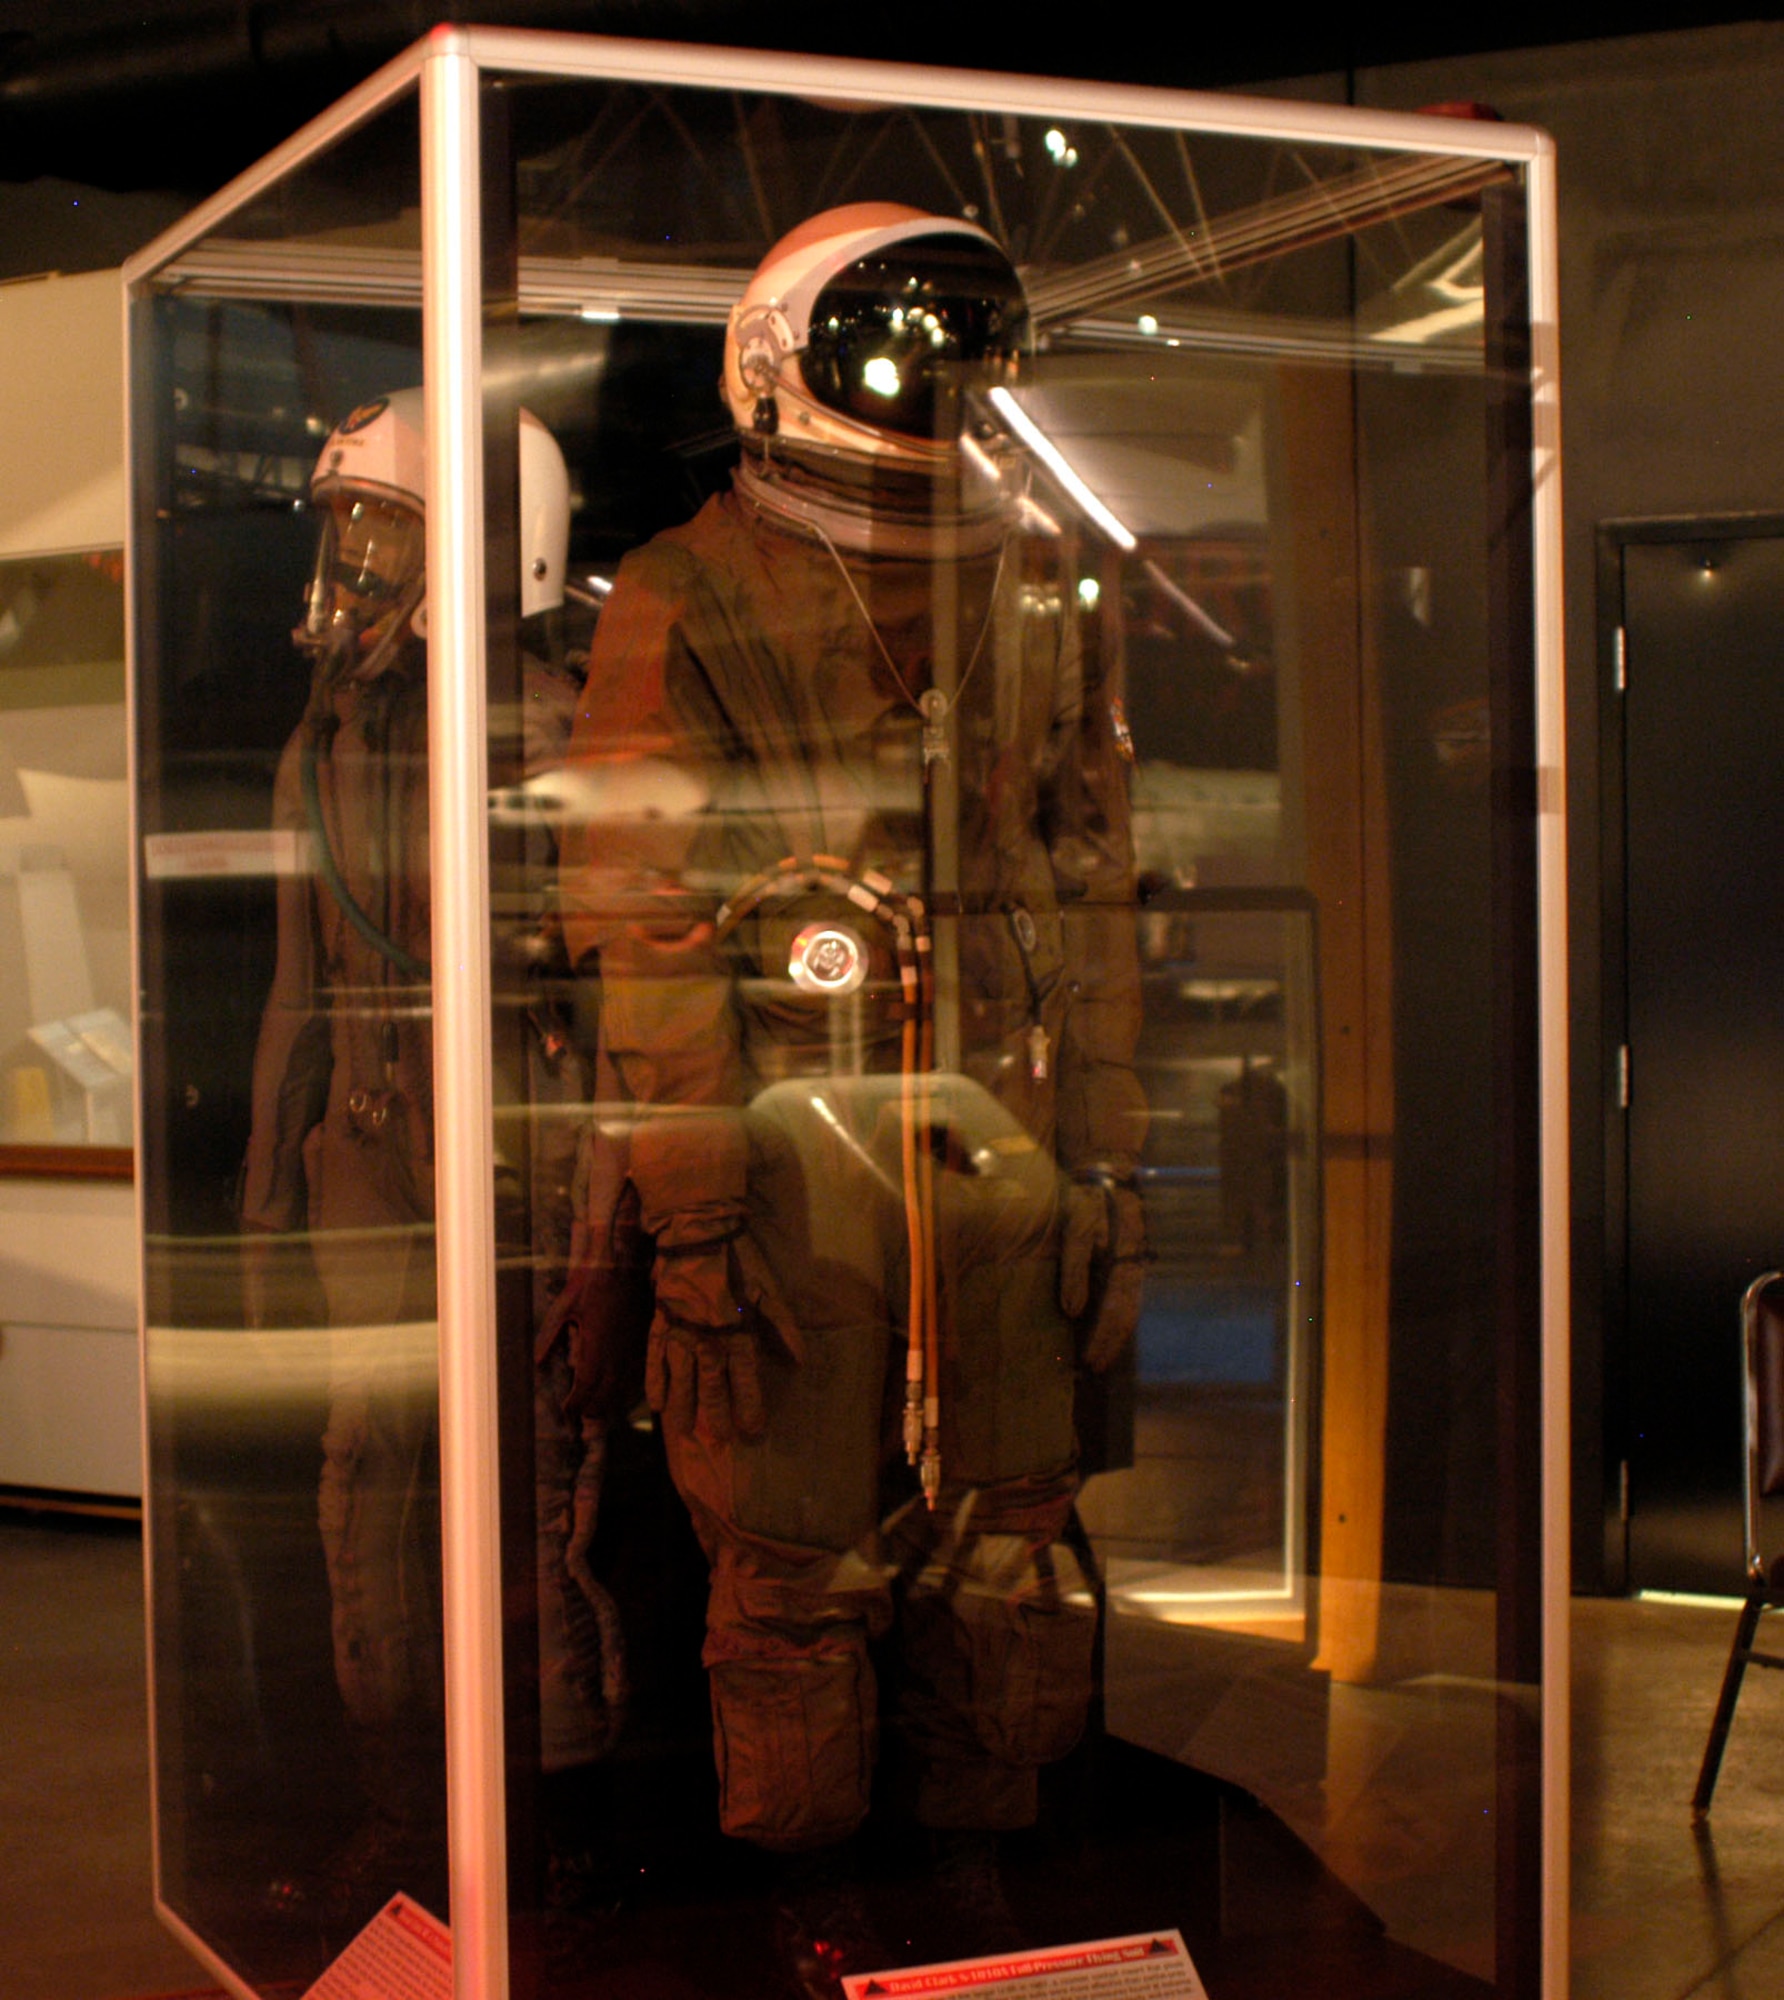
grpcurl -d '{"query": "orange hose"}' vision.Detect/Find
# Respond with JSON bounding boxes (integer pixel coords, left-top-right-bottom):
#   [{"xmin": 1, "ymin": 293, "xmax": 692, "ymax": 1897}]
[
  {"xmin": 917, "ymin": 937, "xmax": 941, "ymax": 1506},
  {"xmin": 900, "ymin": 944, "xmax": 925, "ymax": 1465}
]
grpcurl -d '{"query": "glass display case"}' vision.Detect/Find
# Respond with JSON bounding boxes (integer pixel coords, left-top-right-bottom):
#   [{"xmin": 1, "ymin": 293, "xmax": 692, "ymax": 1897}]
[{"xmin": 125, "ymin": 30, "xmax": 1567, "ymax": 2000}]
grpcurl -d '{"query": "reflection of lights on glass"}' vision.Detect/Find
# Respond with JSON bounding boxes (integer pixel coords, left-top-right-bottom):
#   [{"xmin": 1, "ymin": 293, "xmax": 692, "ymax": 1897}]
[
  {"xmin": 1042, "ymin": 127, "xmax": 1079, "ymax": 167},
  {"xmin": 1637, "ymin": 1589, "xmax": 1748, "ymax": 1609},
  {"xmin": 862, "ymin": 356, "xmax": 902, "ymax": 398},
  {"xmin": 579, "ymin": 305, "xmax": 619, "ymax": 324},
  {"xmin": 1143, "ymin": 558, "xmax": 1236, "ymax": 649},
  {"xmin": 987, "ymin": 386, "xmax": 1136, "ymax": 551},
  {"xmin": 1137, "ymin": 314, "xmax": 1159, "ymax": 337},
  {"xmin": 1078, "ymin": 576, "xmax": 1101, "ymax": 611},
  {"xmin": 804, "ymin": 1091, "xmax": 897, "ymax": 1189},
  {"xmin": 960, "ymin": 432, "xmax": 1000, "ymax": 485}
]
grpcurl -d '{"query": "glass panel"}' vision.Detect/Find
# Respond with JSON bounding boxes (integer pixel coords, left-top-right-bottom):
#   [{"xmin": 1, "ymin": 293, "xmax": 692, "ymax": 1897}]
[
  {"xmin": 131, "ymin": 86, "xmax": 446, "ymax": 1995},
  {"xmin": 0, "ymin": 549, "xmax": 131, "ymax": 1152},
  {"xmin": 491, "ymin": 71, "xmax": 1536, "ymax": 2000}
]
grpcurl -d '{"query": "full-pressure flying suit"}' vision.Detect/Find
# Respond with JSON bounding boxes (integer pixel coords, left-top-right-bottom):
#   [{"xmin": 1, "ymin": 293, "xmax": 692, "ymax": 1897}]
[
  {"xmin": 240, "ymin": 392, "xmax": 610, "ymax": 1856},
  {"xmin": 242, "ymin": 634, "xmax": 444, "ymax": 1828},
  {"xmin": 558, "ymin": 438, "xmax": 1148, "ymax": 1845}
]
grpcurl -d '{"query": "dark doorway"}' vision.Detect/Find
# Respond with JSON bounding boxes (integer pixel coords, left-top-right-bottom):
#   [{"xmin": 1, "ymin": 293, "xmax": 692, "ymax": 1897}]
[{"xmin": 1609, "ymin": 520, "xmax": 1784, "ymax": 1593}]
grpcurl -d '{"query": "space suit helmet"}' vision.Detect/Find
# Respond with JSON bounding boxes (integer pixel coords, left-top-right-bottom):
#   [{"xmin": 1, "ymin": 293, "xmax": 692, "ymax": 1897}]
[
  {"xmin": 722, "ymin": 203, "xmax": 1029, "ymax": 474},
  {"xmin": 302, "ymin": 389, "xmax": 571, "ymax": 660}
]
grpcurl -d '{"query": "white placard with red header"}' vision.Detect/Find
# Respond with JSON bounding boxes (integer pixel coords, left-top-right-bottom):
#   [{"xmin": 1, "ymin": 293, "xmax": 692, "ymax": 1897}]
[
  {"xmin": 842, "ymin": 1929, "xmax": 1208, "ymax": 2000},
  {"xmin": 302, "ymin": 1893, "xmax": 452, "ymax": 2000},
  {"xmin": 143, "ymin": 827, "xmax": 313, "ymax": 879}
]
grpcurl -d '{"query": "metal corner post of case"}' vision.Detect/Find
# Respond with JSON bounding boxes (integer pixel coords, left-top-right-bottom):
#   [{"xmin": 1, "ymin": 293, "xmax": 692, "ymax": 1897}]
[
  {"xmin": 1524, "ymin": 139, "xmax": 1571, "ymax": 2000},
  {"xmin": 421, "ymin": 38, "xmax": 509, "ymax": 2000}
]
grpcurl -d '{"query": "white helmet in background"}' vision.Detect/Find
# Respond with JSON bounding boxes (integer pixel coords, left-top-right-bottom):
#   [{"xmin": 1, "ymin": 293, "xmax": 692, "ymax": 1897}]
[
  {"xmin": 302, "ymin": 388, "xmax": 571, "ymax": 665},
  {"xmin": 517, "ymin": 408, "xmax": 571, "ymax": 620}
]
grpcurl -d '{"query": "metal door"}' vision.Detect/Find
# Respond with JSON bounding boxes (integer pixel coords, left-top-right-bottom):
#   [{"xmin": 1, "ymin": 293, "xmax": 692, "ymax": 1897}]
[{"xmin": 1619, "ymin": 528, "xmax": 1784, "ymax": 1591}]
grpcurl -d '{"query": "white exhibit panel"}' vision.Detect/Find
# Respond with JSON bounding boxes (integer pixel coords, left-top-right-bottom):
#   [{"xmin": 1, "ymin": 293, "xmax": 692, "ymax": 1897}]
[
  {"xmin": 0, "ymin": 271, "xmax": 133, "ymax": 1154},
  {"xmin": 124, "ymin": 31, "xmax": 1566, "ymax": 2000},
  {"xmin": 0, "ymin": 267, "xmax": 127, "ymax": 560},
  {"xmin": 0, "ymin": 265, "xmax": 138, "ymax": 1511},
  {"xmin": 0, "ymin": 1174, "xmax": 139, "ymax": 1495},
  {"xmin": 0, "ymin": 560, "xmax": 133, "ymax": 1149}
]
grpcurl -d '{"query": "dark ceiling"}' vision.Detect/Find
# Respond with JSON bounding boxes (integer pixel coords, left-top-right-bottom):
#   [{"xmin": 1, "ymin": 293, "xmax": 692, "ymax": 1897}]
[{"xmin": 0, "ymin": 0, "xmax": 1769, "ymax": 194}]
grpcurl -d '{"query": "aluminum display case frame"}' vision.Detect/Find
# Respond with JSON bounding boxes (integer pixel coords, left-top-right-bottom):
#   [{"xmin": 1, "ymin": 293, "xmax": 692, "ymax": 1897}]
[{"xmin": 124, "ymin": 26, "xmax": 1568, "ymax": 2000}]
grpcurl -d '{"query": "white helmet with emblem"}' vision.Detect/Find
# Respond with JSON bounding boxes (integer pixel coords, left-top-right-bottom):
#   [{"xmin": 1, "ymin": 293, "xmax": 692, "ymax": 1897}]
[{"xmin": 301, "ymin": 388, "xmax": 571, "ymax": 664}]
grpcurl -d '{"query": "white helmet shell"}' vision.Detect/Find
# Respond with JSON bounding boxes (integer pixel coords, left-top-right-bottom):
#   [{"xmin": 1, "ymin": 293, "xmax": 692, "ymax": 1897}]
[
  {"xmin": 310, "ymin": 390, "xmax": 571, "ymax": 623},
  {"xmin": 722, "ymin": 203, "xmax": 1027, "ymax": 475},
  {"xmin": 518, "ymin": 407, "xmax": 570, "ymax": 619},
  {"xmin": 312, "ymin": 388, "xmax": 426, "ymax": 516}
]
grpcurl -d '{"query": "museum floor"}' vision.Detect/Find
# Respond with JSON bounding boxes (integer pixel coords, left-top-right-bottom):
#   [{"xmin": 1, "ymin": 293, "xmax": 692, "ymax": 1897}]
[{"xmin": 3, "ymin": 1509, "xmax": 1784, "ymax": 2000}]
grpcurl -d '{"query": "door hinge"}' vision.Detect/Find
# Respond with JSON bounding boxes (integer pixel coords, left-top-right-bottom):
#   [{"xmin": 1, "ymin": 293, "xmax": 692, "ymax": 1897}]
[
  {"xmin": 1614, "ymin": 624, "xmax": 1627, "ymax": 692},
  {"xmin": 1617, "ymin": 1043, "xmax": 1631, "ymax": 1109}
]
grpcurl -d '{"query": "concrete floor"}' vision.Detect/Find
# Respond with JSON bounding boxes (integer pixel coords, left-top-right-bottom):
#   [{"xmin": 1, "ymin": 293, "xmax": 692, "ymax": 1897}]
[
  {"xmin": 1571, "ymin": 1594, "xmax": 1784, "ymax": 2000},
  {"xmin": 4, "ymin": 1510, "xmax": 1784, "ymax": 1999},
  {"xmin": 0, "ymin": 1513, "xmax": 215, "ymax": 2000}
]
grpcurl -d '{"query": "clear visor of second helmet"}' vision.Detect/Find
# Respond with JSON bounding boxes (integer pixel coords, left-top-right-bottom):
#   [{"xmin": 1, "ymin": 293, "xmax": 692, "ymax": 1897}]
[
  {"xmin": 326, "ymin": 493, "xmax": 425, "ymax": 604},
  {"xmin": 799, "ymin": 231, "xmax": 1028, "ymax": 444},
  {"xmin": 306, "ymin": 490, "xmax": 426, "ymax": 648}
]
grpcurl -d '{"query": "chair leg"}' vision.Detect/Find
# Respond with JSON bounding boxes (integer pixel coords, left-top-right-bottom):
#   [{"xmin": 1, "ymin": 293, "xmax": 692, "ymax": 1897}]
[{"xmin": 1693, "ymin": 1592, "xmax": 1767, "ymax": 1817}]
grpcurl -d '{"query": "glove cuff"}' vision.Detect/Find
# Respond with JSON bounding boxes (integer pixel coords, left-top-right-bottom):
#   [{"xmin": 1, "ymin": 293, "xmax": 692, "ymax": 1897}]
[
  {"xmin": 631, "ymin": 1109, "xmax": 748, "ymax": 1237},
  {"xmin": 655, "ymin": 1228, "xmax": 742, "ymax": 1258}
]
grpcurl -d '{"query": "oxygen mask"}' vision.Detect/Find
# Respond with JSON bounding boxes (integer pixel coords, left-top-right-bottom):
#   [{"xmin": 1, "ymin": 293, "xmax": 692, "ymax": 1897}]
[{"xmin": 297, "ymin": 492, "xmax": 426, "ymax": 679}]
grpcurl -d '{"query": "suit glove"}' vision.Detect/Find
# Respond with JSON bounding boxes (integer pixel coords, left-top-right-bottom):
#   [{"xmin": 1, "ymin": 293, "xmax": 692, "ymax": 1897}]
[{"xmin": 646, "ymin": 1227, "xmax": 804, "ymax": 1442}]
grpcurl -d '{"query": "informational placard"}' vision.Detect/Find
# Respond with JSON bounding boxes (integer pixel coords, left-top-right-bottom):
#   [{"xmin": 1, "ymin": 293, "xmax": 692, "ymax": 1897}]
[
  {"xmin": 843, "ymin": 1931, "xmax": 1209, "ymax": 2000},
  {"xmin": 302, "ymin": 1894, "xmax": 451, "ymax": 2000},
  {"xmin": 143, "ymin": 826, "xmax": 313, "ymax": 879}
]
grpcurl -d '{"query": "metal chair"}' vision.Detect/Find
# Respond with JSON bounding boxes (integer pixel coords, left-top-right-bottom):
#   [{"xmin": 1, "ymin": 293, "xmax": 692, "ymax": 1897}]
[{"xmin": 1692, "ymin": 1269, "xmax": 1784, "ymax": 1816}]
